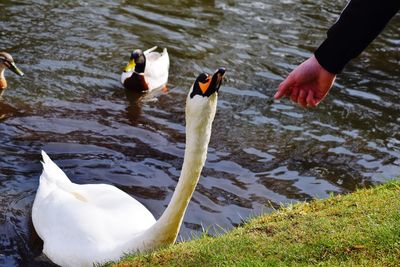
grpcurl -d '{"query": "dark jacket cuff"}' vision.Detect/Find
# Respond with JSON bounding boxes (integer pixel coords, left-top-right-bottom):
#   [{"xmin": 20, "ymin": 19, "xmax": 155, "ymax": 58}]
[{"xmin": 314, "ymin": 40, "xmax": 347, "ymax": 74}]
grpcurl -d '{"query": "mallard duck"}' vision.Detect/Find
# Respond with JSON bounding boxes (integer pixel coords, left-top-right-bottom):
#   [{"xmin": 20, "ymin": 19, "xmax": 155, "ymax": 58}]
[
  {"xmin": 0, "ymin": 52, "xmax": 24, "ymax": 90},
  {"xmin": 32, "ymin": 68, "xmax": 226, "ymax": 267},
  {"xmin": 121, "ymin": 46, "xmax": 169, "ymax": 92}
]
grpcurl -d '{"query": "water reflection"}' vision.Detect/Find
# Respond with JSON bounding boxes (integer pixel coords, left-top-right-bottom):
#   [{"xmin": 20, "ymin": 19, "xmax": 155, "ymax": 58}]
[
  {"xmin": 0, "ymin": 102, "xmax": 21, "ymax": 122},
  {"xmin": 124, "ymin": 89, "xmax": 144, "ymax": 124},
  {"xmin": 0, "ymin": 0, "xmax": 399, "ymax": 265}
]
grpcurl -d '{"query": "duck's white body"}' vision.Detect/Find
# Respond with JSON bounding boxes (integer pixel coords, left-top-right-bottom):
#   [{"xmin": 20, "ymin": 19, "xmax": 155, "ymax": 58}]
[
  {"xmin": 32, "ymin": 68, "xmax": 225, "ymax": 267},
  {"xmin": 120, "ymin": 46, "xmax": 169, "ymax": 91}
]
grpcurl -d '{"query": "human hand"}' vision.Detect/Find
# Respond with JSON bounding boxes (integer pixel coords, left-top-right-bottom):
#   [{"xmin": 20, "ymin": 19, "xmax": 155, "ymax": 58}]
[{"xmin": 274, "ymin": 55, "xmax": 336, "ymax": 107}]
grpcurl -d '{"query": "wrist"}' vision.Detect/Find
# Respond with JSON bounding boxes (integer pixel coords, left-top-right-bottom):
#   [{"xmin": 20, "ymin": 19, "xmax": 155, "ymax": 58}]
[{"xmin": 312, "ymin": 55, "xmax": 336, "ymax": 79}]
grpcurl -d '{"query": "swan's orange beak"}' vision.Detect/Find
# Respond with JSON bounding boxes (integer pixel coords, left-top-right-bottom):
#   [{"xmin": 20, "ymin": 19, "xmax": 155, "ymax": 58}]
[
  {"xmin": 198, "ymin": 75, "xmax": 212, "ymax": 94},
  {"xmin": 190, "ymin": 68, "xmax": 226, "ymax": 98},
  {"xmin": 198, "ymin": 68, "xmax": 226, "ymax": 94}
]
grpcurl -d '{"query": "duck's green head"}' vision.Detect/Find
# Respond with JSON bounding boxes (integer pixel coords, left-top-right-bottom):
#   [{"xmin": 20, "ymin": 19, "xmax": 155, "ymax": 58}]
[
  {"xmin": 0, "ymin": 52, "xmax": 24, "ymax": 76},
  {"xmin": 124, "ymin": 49, "xmax": 145, "ymax": 73}
]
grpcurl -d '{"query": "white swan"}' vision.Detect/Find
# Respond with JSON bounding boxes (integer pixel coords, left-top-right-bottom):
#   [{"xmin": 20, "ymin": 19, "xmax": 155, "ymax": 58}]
[{"xmin": 32, "ymin": 68, "xmax": 226, "ymax": 267}]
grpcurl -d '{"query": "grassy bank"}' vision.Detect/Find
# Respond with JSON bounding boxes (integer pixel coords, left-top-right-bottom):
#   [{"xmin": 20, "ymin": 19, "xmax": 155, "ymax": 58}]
[{"xmin": 111, "ymin": 181, "xmax": 400, "ymax": 266}]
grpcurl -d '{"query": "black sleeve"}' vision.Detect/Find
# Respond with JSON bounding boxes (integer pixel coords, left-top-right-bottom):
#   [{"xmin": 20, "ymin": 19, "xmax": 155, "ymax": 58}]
[{"xmin": 314, "ymin": 0, "xmax": 400, "ymax": 74}]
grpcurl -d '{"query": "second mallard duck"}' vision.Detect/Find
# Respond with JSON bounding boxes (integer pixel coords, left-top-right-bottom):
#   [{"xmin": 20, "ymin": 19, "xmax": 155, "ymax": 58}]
[
  {"xmin": 121, "ymin": 46, "xmax": 169, "ymax": 92},
  {"xmin": 0, "ymin": 52, "xmax": 24, "ymax": 90}
]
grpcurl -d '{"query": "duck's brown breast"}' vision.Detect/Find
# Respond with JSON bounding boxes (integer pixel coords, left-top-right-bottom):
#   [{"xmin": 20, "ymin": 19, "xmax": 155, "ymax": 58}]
[
  {"xmin": 0, "ymin": 77, "xmax": 7, "ymax": 90},
  {"xmin": 123, "ymin": 73, "xmax": 149, "ymax": 92}
]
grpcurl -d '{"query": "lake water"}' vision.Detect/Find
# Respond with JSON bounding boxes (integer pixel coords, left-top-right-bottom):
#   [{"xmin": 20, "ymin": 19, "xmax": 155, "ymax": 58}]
[{"xmin": 0, "ymin": 0, "xmax": 399, "ymax": 266}]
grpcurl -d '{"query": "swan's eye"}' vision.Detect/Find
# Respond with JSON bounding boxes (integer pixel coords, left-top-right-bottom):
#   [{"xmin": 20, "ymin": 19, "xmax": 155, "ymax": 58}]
[{"xmin": 198, "ymin": 73, "xmax": 208, "ymax": 82}]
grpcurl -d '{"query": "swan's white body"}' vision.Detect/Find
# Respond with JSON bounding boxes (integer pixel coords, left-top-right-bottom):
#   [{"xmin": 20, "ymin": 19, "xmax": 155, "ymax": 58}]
[
  {"xmin": 32, "ymin": 154, "xmax": 157, "ymax": 266},
  {"xmin": 32, "ymin": 70, "xmax": 223, "ymax": 267},
  {"xmin": 120, "ymin": 46, "xmax": 169, "ymax": 91}
]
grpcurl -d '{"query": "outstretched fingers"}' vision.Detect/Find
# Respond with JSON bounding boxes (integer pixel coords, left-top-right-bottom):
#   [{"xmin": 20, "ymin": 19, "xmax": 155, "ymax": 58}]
[
  {"xmin": 290, "ymin": 87, "xmax": 299, "ymax": 102},
  {"xmin": 275, "ymin": 75, "xmax": 295, "ymax": 100},
  {"xmin": 298, "ymin": 89, "xmax": 307, "ymax": 108},
  {"xmin": 306, "ymin": 90, "xmax": 317, "ymax": 107}
]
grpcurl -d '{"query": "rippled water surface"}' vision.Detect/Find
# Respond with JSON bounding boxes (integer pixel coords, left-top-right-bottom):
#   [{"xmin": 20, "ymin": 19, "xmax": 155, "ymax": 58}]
[{"xmin": 0, "ymin": 0, "xmax": 399, "ymax": 265}]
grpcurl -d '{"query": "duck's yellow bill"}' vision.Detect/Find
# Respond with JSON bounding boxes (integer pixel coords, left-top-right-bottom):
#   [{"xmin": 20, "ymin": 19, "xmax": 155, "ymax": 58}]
[{"xmin": 124, "ymin": 59, "xmax": 136, "ymax": 72}]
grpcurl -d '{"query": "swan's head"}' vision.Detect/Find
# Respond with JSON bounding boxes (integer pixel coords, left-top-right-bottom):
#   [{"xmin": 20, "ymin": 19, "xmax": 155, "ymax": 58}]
[
  {"xmin": 189, "ymin": 68, "xmax": 225, "ymax": 99},
  {"xmin": 123, "ymin": 49, "xmax": 145, "ymax": 73},
  {"xmin": 0, "ymin": 52, "xmax": 24, "ymax": 89},
  {"xmin": 186, "ymin": 68, "xmax": 225, "ymax": 124}
]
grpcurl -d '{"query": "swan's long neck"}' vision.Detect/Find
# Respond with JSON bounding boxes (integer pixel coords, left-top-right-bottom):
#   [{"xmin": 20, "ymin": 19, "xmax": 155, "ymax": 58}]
[{"xmin": 141, "ymin": 94, "xmax": 217, "ymax": 248}]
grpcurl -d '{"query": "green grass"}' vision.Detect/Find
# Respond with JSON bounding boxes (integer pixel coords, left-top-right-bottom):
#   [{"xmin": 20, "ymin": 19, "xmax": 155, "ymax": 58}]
[{"xmin": 109, "ymin": 181, "xmax": 400, "ymax": 267}]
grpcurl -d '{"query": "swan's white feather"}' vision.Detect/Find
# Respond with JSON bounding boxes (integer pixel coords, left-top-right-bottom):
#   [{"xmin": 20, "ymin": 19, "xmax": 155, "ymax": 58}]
[{"xmin": 32, "ymin": 151, "xmax": 156, "ymax": 266}]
